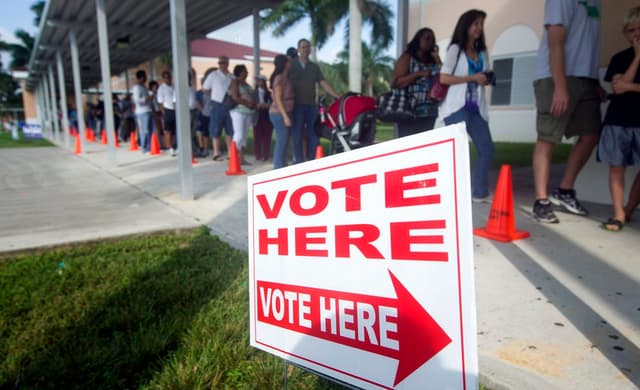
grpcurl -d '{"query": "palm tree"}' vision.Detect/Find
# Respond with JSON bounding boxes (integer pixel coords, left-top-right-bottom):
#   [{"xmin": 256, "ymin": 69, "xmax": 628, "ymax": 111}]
[
  {"xmin": 336, "ymin": 42, "xmax": 394, "ymax": 96},
  {"xmin": 261, "ymin": 0, "xmax": 393, "ymax": 58},
  {"xmin": 0, "ymin": 1, "xmax": 43, "ymax": 70},
  {"xmin": 31, "ymin": 1, "xmax": 45, "ymax": 27},
  {"xmin": 0, "ymin": 30, "xmax": 35, "ymax": 70}
]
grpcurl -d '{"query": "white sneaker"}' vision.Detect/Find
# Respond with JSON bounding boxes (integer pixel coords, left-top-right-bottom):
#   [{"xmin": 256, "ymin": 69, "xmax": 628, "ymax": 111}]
[
  {"xmin": 170, "ymin": 148, "xmax": 176, "ymax": 157},
  {"xmin": 472, "ymin": 195, "xmax": 492, "ymax": 203}
]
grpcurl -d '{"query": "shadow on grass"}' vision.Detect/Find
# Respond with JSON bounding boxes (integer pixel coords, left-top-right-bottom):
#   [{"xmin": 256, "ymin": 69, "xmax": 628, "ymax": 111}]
[{"xmin": 0, "ymin": 228, "xmax": 245, "ymax": 389}]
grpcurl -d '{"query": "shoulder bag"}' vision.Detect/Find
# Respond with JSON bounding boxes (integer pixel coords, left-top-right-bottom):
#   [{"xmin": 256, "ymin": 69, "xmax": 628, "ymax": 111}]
[
  {"xmin": 428, "ymin": 48, "xmax": 462, "ymax": 102},
  {"xmin": 376, "ymin": 87, "xmax": 416, "ymax": 122}
]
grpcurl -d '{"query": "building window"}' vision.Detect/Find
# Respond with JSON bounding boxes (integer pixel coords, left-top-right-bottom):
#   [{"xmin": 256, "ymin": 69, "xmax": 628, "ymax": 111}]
[{"xmin": 491, "ymin": 53, "xmax": 537, "ymax": 106}]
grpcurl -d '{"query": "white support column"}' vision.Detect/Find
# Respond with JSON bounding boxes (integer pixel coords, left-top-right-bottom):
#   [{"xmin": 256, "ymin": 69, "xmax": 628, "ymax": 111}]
[
  {"xmin": 56, "ymin": 51, "xmax": 71, "ymax": 149},
  {"xmin": 70, "ymin": 29, "xmax": 87, "ymax": 155},
  {"xmin": 396, "ymin": 0, "xmax": 409, "ymax": 57},
  {"xmin": 150, "ymin": 60, "xmax": 157, "ymax": 80},
  {"xmin": 48, "ymin": 65, "xmax": 60, "ymax": 143},
  {"xmin": 394, "ymin": 0, "xmax": 409, "ymax": 137},
  {"xmin": 96, "ymin": 0, "xmax": 116, "ymax": 162},
  {"xmin": 124, "ymin": 69, "xmax": 130, "ymax": 95},
  {"xmin": 42, "ymin": 77, "xmax": 51, "ymax": 140},
  {"xmin": 253, "ymin": 8, "xmax": 260, "ymax": 83},
  {"xmin": 348, "ymin": 0, "xmax": 362, "ymax": 93},
  {"xmin": 35, "ymin": 84, "xmax": 45, "ymax": 138},
  {"xmin": 170, "ymin": 0, "xmax": 193, "ymax": 200}
]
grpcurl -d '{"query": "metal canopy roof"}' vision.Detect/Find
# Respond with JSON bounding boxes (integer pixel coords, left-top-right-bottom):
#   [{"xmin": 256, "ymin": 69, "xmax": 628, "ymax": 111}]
[{"xmin": 26, "ymin": 0, "xmax": 281, "ymax": 91}]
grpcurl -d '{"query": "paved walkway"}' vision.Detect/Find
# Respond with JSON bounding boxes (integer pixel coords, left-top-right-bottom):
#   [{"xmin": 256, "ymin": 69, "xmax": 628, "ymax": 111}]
[{"xmin": 1, "ymin": 139, "xmax": 638, "ymax": 390}]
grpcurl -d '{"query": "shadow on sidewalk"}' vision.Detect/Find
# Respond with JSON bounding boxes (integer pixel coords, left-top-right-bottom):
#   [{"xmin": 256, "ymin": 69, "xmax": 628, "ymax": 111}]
[{"xmin": 479, "ymin": 216, "xmax": 640, "ymax": 387}]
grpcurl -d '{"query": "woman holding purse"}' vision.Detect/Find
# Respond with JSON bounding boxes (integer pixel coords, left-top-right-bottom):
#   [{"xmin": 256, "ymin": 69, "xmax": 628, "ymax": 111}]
[
  {"xmin": 440, "ymin": 9, "xmax": 494, "ymax": 203},
  {"xmin": 392, "ymin": 27, "xmax": 442, "ymax": 137}
]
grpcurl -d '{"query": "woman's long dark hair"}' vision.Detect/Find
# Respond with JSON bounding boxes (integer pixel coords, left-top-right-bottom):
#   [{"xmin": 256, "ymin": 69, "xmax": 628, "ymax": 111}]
[
  {"xmin": 448, "ymin": 9, "xmax": 487, "ymax": 52},
  {"xmin": 405, "ymin": 28, "xmax": 436, "ymax": 64},
  {"xmin": 270, "ymin": 54, "xmax": 289, "ymax": 89}
]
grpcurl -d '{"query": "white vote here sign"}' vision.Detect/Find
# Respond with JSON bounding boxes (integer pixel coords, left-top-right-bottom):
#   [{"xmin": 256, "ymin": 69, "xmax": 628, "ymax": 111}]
[{"xmin": 247, "ymin": 123, "xmax": 478, "ymax": 389}]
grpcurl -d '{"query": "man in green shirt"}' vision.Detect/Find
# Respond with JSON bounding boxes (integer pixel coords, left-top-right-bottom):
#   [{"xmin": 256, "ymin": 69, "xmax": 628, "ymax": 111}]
[{"xmin": 289, "ymin": 38, "xmax": 340, "ymax": 163}]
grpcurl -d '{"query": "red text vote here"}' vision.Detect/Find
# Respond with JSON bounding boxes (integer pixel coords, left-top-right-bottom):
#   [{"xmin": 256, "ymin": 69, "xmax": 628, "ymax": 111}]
[
  {"xmin": 257, "ymin": 280, "xmax": 401, "ymax": 359},
  {"xmin": 254, "ymin": 163, "xmax": 449, "ymax": 262}
]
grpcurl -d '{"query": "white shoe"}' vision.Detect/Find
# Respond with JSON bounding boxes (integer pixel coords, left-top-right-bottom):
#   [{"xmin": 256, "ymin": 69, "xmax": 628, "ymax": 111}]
[
  {"xmin": 170, "ymin": 148, "xmax": 176, "ymax": 157},
  {"xmin": 472, "ymin": 195, "xmax": 492, "ymax": 203}
]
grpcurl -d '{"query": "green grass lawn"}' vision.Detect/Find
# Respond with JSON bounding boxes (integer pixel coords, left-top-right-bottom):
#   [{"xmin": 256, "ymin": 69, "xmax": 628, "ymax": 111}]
[
  {"xmin": 0, "ymin": 129, "xmax": 53, "ymax": 148},
  {"xmin": 0, "ymin": 228, "xmax": 342, "ymax": 389}
]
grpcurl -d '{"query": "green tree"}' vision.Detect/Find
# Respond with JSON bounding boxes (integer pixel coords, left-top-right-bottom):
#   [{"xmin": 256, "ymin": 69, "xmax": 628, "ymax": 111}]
[
  {"xmin": 0, "ymin": 1, "xmax": 43, "ymax": 70},
  {"xmin": 261, "ymin": 0, "xmax": 393, "ymax": 56},
  {"xmin": 31, "ymin": 1, "xmax": 45, "ymax": 27},
  {"xmin": 0, "ymin": 30, "xmax": 35, "ymax": 70},
  {"xmin": 336, "ymin": 42, "xmax": 393, "ymax": 96}
]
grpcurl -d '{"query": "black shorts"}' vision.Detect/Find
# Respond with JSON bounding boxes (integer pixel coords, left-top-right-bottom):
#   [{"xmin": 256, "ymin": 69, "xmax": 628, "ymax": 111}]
[{"xmin": 163, "ymin": 109, "xmax": 176, "ymax": 136}]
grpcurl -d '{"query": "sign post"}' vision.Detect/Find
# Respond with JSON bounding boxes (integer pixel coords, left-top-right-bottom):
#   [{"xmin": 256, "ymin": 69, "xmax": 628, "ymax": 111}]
[{"xmin": 248, "ymin": 124, "xmax": 478, "ymax": 389}]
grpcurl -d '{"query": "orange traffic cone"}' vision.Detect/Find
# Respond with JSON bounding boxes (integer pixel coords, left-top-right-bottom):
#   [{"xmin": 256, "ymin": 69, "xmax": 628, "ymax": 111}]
[
  {"xmin": 315, "ymin": 145, "xmax": 325, "ymax": 159},
  {"xmin": 74, "ymin": 134, "xmax": 82, "ymax": 155},
  {"xmin": 100, "ymin": 130, "xmax": 107, "ymax": 145},
  {"xmin": 89, "ymin": 129, "xmax": 96, "ymax": 142},
  {"xmin": 192, "ymin": 157, "xmax": 198, "ymax": 165},
  {"xmin": 150, "ymin": 133, "xmax": 161, "ymax": 155},
  {"xmin": 473, "ymin": 165, "xmax": 530, "ymax": 242},
  {"xmin": 114, "ymin": 133, "xmax": 120, "ymax": 148},
  {"xmin": 85, "ymin": 128, "xmax": 90, "ymax": 141},
  {"xmin": 225, "ymin": 141, "xmax": 246, "ymax": 176},
  {"xmin": 129, "ymin": 131, "xmax": 139, "ymax": 151}
]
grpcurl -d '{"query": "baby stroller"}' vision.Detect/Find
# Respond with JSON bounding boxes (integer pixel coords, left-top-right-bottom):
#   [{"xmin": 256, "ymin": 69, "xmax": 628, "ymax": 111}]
[{"xmin": 316, "ymin": 92, "xmax": 377, "ymax": 155}]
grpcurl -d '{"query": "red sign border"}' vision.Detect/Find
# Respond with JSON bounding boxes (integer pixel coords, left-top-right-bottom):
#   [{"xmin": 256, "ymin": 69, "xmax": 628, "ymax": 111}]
[{"xmin": 249, "ymin": 137, "xmax": 467, "ymax": 389}]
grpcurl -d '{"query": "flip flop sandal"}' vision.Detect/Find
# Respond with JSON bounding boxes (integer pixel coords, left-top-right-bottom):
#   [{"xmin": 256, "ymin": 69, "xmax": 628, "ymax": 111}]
[
  {"xmin": 212, "ymin": 155, "xmax": 223, "ymax": 161},
  {"xmin": 601, "ymin": 218, "xmax": 624, "ymax": 232}
]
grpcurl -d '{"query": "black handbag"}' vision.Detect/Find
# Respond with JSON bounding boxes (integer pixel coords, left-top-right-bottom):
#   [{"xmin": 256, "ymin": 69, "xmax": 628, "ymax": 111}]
[
  {"xmin": 376, "ymin": 88, "xmax": 416, "ymax": 122},
  {"xmin": 222, "ymin": 90, "xmax": 237, "ymax": 111}
]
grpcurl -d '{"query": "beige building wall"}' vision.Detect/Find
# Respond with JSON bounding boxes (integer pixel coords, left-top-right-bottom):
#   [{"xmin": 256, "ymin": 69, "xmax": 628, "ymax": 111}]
[
  {"xmin": 410, "ymin": 0, "xmax": 543, "ymax": 55},
  {"xmin": 20, "ymin": 82, "xmax": 37, "ymax": 121}
]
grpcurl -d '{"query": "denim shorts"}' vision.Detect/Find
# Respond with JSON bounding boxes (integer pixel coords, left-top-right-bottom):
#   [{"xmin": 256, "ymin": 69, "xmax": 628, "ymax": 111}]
[{"xmin": 597, "ymin": 125, "xmax": 640, "ymax": 166}]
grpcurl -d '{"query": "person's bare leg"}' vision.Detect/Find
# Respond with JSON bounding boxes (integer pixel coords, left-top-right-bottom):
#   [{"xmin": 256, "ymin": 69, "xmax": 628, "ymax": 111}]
[
  {"xmin": 606, "ymin": 166, "xmax": 626, "ymax": 229},
  {"xmin": 558, "ymin": 134, "xmax": 598, "ymax": 189},
  {"xmin": 533, "ymin": 139, "xmax": 555, "ymax": 199},
  {"xmin": 225, "ymin": 135, "xmax": 232, "ymax": 157},
  {"xmin": 212, "ymin": 136, "xmax": 221, "ymax": 158},
  {"xmin": 624, "ymin": 170, "xmax": 640, "ymax": 221}
]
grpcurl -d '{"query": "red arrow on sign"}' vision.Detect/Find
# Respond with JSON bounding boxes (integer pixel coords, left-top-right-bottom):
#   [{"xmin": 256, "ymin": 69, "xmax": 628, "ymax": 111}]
[{"xmin": 256, "ymin": 271, "xmax": 451, "ymax": 386}]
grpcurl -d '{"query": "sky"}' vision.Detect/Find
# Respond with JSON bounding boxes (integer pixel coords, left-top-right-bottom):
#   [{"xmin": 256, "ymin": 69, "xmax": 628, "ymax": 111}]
[{"xmin": 0, "ymin": 1, "xmax": 398, "ymax": 71}]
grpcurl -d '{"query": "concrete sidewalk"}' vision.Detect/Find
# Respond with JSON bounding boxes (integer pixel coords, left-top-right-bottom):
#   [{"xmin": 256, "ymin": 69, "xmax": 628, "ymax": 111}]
[{"xmin": 1, "ymin": 140, "xmax": 638, "ymax": 390}]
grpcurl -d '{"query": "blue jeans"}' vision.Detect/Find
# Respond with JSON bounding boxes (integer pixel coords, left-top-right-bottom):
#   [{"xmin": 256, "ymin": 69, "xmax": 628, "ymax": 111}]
[
  {"xmin": 269, "ymin": 112, "xmax": 290, "ymax": 169},
  {"xmin": 136, "ymin": 111, "xmax": 152, "ymax": 153},
  {"xmin": 444, "ymin": 108, "xmax": 494, "ymax": 198},
  {"xmin": 209, "ymin": 101, "xmax": 234, "ymax": 138},
  {"xmin": 292, "ymin": 104, "xmax": 318, "ymax": 163}
]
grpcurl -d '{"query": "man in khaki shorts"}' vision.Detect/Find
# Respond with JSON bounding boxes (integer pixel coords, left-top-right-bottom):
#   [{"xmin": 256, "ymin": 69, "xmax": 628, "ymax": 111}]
[{"xmin": 532, "ymin": 0, "xmax": 603, "ymax": 223}]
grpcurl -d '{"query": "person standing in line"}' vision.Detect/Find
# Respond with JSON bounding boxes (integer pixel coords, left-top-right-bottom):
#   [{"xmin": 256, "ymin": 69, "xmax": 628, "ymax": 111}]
[
  {"xmin": 254, "ymin": 75, "xmax": 273, "ymax": 161},
  {"xmin": 132, "ymin": 70, "xmax": 153, "ymax": 153},
  {"xmin": 148, "ymin": 80, "xmax": 163, "ymax": 148},
  {"xmin": 202, "ymin": 56, "xmax": 235, "ymax": 161},
  {"xmin": 118, "ymin": 93, "xmax": 135, "ymax": 142},
  {"xmin": 269, "ymin": 54, "xmax": 295, "ymax": 169},
  {"xmin": 195, "ymin": 68, "xmax": 216, "ymax": 158},
  {"xmin": 598, "ymin": 6, "xmax": 640, "ymax": 231},
  {"xmin": 229, "ymin": 64, "xmax": 256, "ymax": 165},
  {"xmin": 531, "ymin": 0, "xmax": 602, "ymax": 223},
  {"xmin": 392, "ymin": 27, "xmax": 442, "ymax": 136},
  {"xmin": 440, "ymin": 9, "xmax": 494, "ymax": 203},
  {"xmin": 289, "ymin": 38, "xmax": 340, "ymax": 163},
  {"xmin": 157, "ymin": 70, "xmax": 177, "ymax": 156}
]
